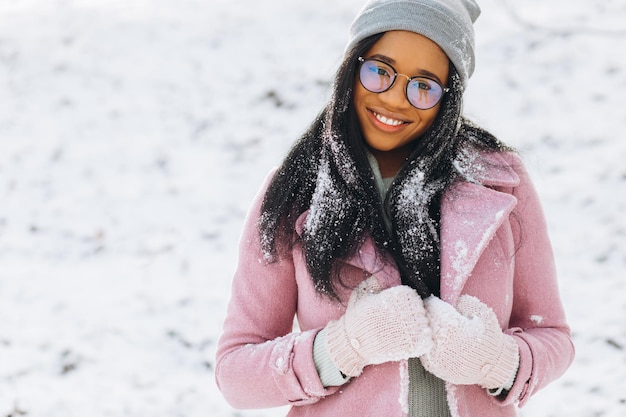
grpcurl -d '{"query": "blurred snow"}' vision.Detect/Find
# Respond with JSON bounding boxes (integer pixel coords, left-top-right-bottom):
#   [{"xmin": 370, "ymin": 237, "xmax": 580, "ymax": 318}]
[{"xmin": 0, "ymin": 0, "xmax": 624, "ymax": 416}]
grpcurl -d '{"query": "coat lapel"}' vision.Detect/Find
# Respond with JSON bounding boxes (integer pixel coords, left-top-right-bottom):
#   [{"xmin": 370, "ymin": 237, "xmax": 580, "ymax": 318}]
[{"xmin": 439, "ymin": 152, "xmax": 520, "ymax": 304}]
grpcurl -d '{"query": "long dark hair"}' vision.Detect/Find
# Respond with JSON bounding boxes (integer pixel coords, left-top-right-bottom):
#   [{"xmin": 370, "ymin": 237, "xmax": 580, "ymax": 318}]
[{"xmin": 259, "ymin": 33, "xmax": 510, "ymax": 299}]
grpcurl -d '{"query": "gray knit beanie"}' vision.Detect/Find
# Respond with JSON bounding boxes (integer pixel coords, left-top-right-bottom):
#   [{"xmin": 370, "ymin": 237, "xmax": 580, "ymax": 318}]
[{"xmin": 345, "ymin": 0, "xmax": 481, "ymax": 89}]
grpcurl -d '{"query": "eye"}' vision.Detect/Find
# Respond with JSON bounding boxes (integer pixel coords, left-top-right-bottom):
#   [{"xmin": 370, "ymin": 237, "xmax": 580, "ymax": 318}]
[
  {"xmin": 413, "ymin": 78, "xmax": 434, "ymax": 91},
  {"xmin": 366, "ymin": 61, "xmax": 393, "ymax": 79},
  {"xmin": 375, "ymin": 66, "xmax": 391, "ymax": 77}
]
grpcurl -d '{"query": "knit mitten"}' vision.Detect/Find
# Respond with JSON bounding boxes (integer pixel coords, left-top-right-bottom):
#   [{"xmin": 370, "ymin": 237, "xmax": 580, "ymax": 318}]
[
  {"xmin": 420, "ymin": 295, "xmax": 519, "ymax": 389},
  {"xmin": 325, "ymin": 276, "xmax": 433, "ymax": 378}
]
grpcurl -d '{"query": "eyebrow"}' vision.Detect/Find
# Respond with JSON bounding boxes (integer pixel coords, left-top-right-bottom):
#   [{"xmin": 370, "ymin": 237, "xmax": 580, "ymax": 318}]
[{"xmin": 368, "ymin": 53, "xmax": 445, "ymax": 84}]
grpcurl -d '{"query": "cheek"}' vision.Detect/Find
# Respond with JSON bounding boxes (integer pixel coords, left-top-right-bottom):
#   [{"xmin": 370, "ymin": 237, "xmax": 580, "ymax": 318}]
[
  {"xmin": 353, "ymin": 83, "xmax": 367, "ymax": 108},
  {"xmin": 418, "ymin": 107, "xmax": 441, "ymax": 129},
  {"xmin": 353, "ymin": 88, "xmax": 371, "ymax": 124}
]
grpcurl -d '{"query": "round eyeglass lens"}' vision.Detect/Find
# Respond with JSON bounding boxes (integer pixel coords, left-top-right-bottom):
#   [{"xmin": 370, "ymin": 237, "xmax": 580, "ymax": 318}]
[
  {"xmin": 359, "ymin": 60, "xmax": 395, "ymax": 93},
  {"xmin": 406, "ymin": 78, "xmax": 443, "ymax": 110}
]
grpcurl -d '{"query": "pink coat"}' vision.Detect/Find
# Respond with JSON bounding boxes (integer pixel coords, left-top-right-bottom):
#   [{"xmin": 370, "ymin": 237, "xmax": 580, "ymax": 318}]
[{"xmin": 215, "ymin": 151, "xmax": 574, "ymax": 417}]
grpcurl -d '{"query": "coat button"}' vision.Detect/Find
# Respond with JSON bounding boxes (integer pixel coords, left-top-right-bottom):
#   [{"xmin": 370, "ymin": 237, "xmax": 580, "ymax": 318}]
[{"xmin": 350, "ymin": 338, "xmax": 361, "ymax": 349}]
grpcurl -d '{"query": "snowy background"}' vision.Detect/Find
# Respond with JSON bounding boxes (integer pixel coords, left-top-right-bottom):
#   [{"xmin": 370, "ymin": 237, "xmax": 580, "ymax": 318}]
[{"xmin": 0, "ymin": 0, "xmax": 624, "ymax": 416}]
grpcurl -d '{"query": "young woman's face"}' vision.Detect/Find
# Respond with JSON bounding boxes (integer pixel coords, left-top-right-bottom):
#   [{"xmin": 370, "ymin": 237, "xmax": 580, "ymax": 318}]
[{"xmin": 354, "ymin": 31, "xmax": 450, "ymax": 156}]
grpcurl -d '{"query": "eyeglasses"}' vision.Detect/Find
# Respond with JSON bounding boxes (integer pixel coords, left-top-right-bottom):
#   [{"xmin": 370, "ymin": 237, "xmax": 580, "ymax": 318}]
[{"xmin": 358, "ymin": 57, "xmax": 449, "ymax": 110}]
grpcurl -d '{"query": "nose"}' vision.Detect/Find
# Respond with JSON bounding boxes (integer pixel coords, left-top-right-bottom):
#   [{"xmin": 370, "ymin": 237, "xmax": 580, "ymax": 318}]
[{"xmin": 380, "ymin": 74, "xmax": 411, "ymax": 108}]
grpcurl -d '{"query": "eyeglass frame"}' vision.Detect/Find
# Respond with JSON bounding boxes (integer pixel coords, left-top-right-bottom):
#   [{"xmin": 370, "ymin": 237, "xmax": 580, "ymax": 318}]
[{"xmin": 357, "ymin": 56, "xmax": 450, "ymax": 110}]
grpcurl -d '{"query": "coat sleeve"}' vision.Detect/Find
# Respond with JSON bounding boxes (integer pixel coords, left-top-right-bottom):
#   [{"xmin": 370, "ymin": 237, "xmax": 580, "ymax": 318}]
[
  {"xmin": 499, "ymin": 154, "xmax": 575, "ymax": 407},
  {"xmin": 214, "ymin": 170, "xmax": 335, "ymax": 409}
]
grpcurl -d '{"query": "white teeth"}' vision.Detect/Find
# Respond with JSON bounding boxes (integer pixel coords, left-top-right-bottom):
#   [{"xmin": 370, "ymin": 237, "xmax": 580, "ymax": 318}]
[{"xmin": 374, "ymin": 112, "xmax": 404, "ymax": 126}]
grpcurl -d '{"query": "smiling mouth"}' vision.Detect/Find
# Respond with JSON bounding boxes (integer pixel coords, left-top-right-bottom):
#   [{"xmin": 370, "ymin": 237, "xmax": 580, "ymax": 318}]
[{"xmin": 372, "ymin": 111, "xmax": 408, "ymax": 127}]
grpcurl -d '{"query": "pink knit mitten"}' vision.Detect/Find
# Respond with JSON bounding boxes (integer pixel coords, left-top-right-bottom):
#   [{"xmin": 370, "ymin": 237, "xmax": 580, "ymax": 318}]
[
  {"xmin": 325, "ymin": 277, "xmax": 433, "ymax": 378},
  {"xmin": 420, "ymin": 295, "xmax": 519, "ymax": 389}
]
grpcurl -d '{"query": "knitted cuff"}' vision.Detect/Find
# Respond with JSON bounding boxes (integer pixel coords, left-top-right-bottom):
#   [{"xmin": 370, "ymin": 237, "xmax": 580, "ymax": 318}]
[
  {"xmin": 325, "ymin": 319, "xmax": 364, "ymax": 378},
  {"xmin": 313, "ymin": 328, "xmax": 351, "ymax": 387},
  {"xmin": 487, "ymin": 356, "xmax": 519, "ymax": 397},
  {"xmin": 484, "ymin": 334, "xmax": 520, "ymax": 389}
]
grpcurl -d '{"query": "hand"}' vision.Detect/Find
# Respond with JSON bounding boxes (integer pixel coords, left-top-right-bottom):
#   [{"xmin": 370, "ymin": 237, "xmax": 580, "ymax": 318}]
[
  {"xmin": 420, "ymin": 295, "xmax": 519, "ymax": 389},
  {"xmin": 325, "ymin": 276, "xmax": 433, "ymax": 378}
]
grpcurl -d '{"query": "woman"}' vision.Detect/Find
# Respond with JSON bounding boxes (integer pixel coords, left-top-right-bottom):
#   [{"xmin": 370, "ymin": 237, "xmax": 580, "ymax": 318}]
[{"xmin": 215, "ymin": 0, "xmax": 574, "ymax": 416}]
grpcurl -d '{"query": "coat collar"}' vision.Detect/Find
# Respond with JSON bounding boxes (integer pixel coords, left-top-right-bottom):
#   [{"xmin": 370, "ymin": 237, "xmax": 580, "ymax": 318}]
[{"xmin": 439, "ymin": 151, "xmax": 520, "ymax": 304}]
